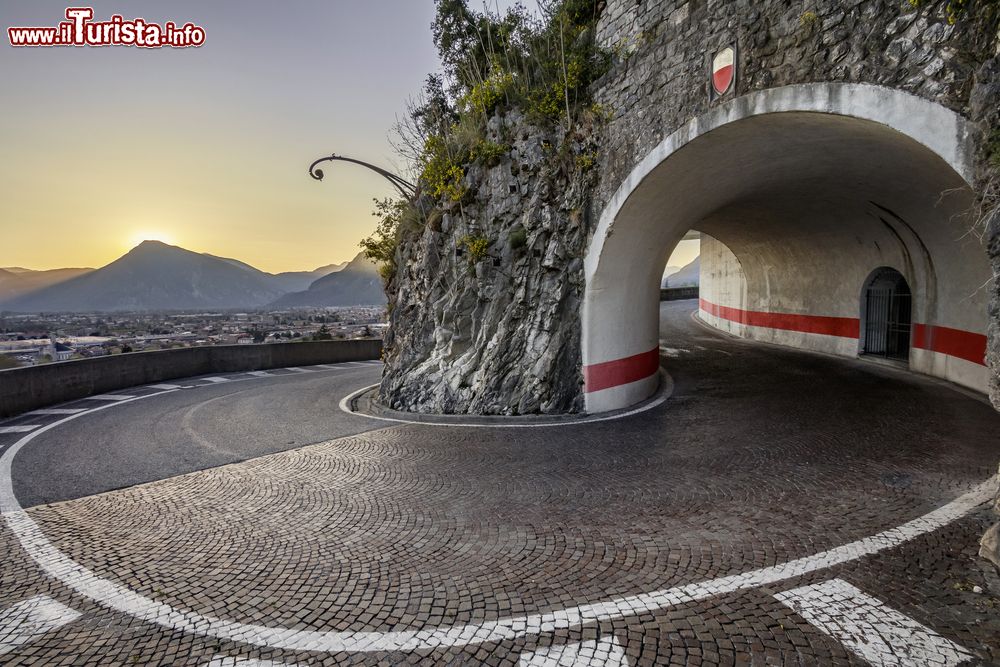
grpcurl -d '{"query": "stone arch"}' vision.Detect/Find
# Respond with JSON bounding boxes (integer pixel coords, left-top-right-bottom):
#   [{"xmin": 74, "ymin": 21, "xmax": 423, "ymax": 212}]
[{"xmin": 583, "ymin": 82, "xmax": 989, "ymax": 412}]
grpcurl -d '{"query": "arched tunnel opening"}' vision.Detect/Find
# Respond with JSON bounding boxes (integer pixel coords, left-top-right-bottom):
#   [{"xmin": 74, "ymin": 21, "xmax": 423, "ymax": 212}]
[{"xmin": 585, "ymin": 88, "xmax": 991, "ymax": 413}]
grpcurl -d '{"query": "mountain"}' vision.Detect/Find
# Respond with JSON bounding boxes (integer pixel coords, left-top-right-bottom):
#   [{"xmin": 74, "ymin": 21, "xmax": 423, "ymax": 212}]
[
  {"xmin": 663, "ymin": 256, "xmax": 699, "ymax": 287},
  {"xmin": 660, "ymin": 265, "xmax": 681, "ymax": 286},
  {"xmin": 0, "ymin": 267, "xmax": 93, "ymax": 302},
  {"xmin": 2, "ymin": 241, "xmax": 285, "ymax": 312},
  {"xmin": 269, "ymin": 262, "xmax": 348, "ymax": 293},
  {"xmin": 269, "ymin": 253, "xmax": 385, "ymax": 308}
]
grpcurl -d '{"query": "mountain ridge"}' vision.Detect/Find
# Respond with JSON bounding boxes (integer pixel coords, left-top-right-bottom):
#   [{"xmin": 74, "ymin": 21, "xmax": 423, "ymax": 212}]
[
  {"xmin": 0, "ymin": 242, "xmax": 373, "ymax": 312},
  {"xmin": 269, "ymin": 252, "xmax": 386, "ymax": 308}
]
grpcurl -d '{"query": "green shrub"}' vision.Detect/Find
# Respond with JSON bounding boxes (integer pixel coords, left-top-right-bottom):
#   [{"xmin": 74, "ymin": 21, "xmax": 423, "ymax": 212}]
[
  {"xmin": 460, "ymin": 234, "xmax": 490, "ymax": 262},
  {"xmin": 508, "ymin": 227, "xmax": 527, "ymax": 250},
  {"xmin": 471, "ymin": 139, "xmax": 510, "ymax": 166},
  {"xmin": 420, "ymin": 135, "xmax": 468, "ymax": 202},
  {"xmin": 987, "ymin": 128, "xmax": 1000, "ymax": 169},
  {"xmin": 360, "ymin": 198, "xmax": 412, "ymax": 283},
  {"xmin": 575, "ymin": 152, "xmax": 597, "ymax": 171},
  {"xmin": 460, "ymin": 68, "xmax": 516, "ymax": 115}
]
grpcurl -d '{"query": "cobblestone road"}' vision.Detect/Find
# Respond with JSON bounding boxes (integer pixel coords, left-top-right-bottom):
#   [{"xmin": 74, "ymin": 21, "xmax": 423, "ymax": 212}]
[{"xmin": 0, "ymin": 303, "xmax": 998, "ymax": 666}]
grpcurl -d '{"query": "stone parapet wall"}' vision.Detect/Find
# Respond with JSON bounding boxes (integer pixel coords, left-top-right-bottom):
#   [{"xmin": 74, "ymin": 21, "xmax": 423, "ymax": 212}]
[{"xmin": 0, "ymin": 339, "xmax": 382, "ymax": 418}]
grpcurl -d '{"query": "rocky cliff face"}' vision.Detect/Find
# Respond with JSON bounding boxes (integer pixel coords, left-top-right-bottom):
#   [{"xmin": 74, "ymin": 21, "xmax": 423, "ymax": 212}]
[
  {"xmin": 379, "ymin": 111, "xmax": 601, "ymax": 414},
  {"xmin": 381, "ymin": 0, "xmax": 999, "ymax": 417},
  {"xmin": 974, "ymin": 40, "xmax": 1000, "ymax": 571},
  {"xmin": 977, "ymin": 52, "xmax": 1000, "ymax": 409}
]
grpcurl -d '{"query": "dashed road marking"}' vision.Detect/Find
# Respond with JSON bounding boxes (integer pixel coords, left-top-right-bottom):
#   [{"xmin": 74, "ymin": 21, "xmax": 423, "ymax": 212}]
[
  {"xmin": 312, "ymin": 364, "xmax": 339, "ymax": 370},
  {"xmin": 27, "ymin": 408, "xmax": 90, "ymax": 416},
  {"xmin": 200, "ymin": 377, "xmax": 231, "ymax": 384},
  {"xmin": 0, "ymin": 595, "xmax": 82, "ymax": 656},
  {"xmin": 83, "ymin": 394, "xmax": 136, "ymax": 401},
  {"xmin": 774, "ymin": 578, "xmax": 973, "ymax": 666},
  {"xmin": 148, "ymin": 384, "xmax": 184, "ymax": 390},
  {"xmin": 246, "ymin": 371, "xmax": 273, "ymax": 378},
  {"xmin": 284, "ymin": 367, "xmax": 314, "ymax": 373},
  {"xmin": 0, "ymin": 426, "xmax": 41, "ymax": 434},
  {"xmin": 519, "ymin": 636, "xmax": 629, "ymax": 666}
]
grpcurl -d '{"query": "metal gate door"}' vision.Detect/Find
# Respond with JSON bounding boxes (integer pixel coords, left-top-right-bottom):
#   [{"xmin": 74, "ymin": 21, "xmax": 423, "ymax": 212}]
[{"xmin": 864, "ymin": 287, "xmax": 911, "ymax": 360}]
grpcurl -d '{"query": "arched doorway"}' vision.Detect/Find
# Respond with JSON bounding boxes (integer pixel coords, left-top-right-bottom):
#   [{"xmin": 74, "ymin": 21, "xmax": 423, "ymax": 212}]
[
  {"xmin": 583, "ymin": 83, "xmax": 989, "ymax": 413},
  {"xmin": 860, "ymin": 268, "xmax": 912, "ymax": 362}
]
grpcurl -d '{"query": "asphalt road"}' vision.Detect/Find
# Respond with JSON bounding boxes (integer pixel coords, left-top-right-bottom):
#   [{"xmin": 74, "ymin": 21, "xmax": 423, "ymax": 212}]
[
  {"xmin": 7, "ymin": 362, "xmax": 383, "ymax": 507},
  {"xmin": 5, "ymin": 301, "xmax": 998, "ymax": 512}
]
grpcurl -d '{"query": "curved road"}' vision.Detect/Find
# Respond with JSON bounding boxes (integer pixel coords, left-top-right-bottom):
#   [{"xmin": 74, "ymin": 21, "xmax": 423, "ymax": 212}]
[
  {"xmin": 0, "ymin": 301, "xmax": 997, "ymax": 666},
  {"xmin": 8, "ymin": 362, "xmax": 383, "ymax": 508}
]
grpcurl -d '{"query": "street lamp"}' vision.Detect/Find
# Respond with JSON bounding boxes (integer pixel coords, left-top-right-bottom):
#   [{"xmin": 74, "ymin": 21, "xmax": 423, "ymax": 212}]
[{"xmin": 308, "ymin": 154, "xmax": 417, "ymax": 199}]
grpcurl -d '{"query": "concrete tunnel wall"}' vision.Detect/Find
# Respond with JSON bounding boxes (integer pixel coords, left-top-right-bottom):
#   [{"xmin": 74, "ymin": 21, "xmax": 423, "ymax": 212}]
[
  {"xmin": 699, "ymin": 229, "xmax": 989, "ymax": 394},
  {"xmin": 582, "ymin": 83, "xmax": 991, "ymax": 413}
]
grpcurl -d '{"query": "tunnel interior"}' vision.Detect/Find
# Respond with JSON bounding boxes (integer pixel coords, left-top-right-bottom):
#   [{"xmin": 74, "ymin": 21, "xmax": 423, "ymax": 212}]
[{"xmin": 585, "ymin": 99, "xmax": 991, "ymax": 412}]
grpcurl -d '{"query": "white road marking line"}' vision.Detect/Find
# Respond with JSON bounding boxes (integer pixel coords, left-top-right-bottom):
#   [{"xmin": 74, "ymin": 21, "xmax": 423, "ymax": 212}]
[
  {"xmin": 0, "ymin": 387, "xmax": 994, "ymax": 655},
  {"xmin": 27, "ymin": 409, "xmax": 89, "ymax": 416},
  {"xmin": 246, "ymin": 371, "xmax": 273, "ymax": 378},
  {"xmin": 0, "ymin": 426, "xmax": 42, "ymax": 434},
  {"xmin": 339, "ymin": 370, "xmax": 674, "ymax": 429},
  {"xmin": 148, "ymin": 384, "xmax": 184, "ymax": 390},
  {"xmin": 83, "ymin": 394, "xmax": 136, "ymax": 401},
  {"xmin": 284, "ymin": 367, "xmax": 314, "ymax": 373},
  {"xmin": 0, "ymin": 595, "xmax": 82, "ymax": 656},
  {"xmin": 200, "ymin": 377, "xmax": 231, "ymax": 384},
  {"xmin": 774, "ymin": 579, "xmax": 973, "ymax": 667},
  {"xmin": 313, "ymin": 364, "xmax": 339, "ymax": 370},
  {"xmin": 519, "ymin": 636, "xmax": 629, "ymax": 666},
  {"xmin": 202, "ymin": 657, "xmax": 303, "ymax": 667}
]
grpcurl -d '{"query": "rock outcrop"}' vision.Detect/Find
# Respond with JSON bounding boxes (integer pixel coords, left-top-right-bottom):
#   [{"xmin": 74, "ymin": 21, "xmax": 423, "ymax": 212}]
[
  {"xmin": 381, "ymin": 0, "xmax": 1000, "ymax": 419},
  {"xmin": 379, "ymin": 110, "xmax": 601, "ymax": 414}
]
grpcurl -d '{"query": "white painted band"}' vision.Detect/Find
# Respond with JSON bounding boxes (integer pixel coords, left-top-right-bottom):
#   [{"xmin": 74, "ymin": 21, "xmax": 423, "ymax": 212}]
[
  {"xmin": 338, "ymin": 371, "xmax": 672, "ymax": 429},
  {"xmin": 0, "ymin": 387, "xmax": 994, "ymax": 654}
]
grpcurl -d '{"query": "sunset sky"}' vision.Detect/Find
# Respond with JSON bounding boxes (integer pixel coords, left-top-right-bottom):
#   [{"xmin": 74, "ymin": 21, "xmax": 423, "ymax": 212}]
[{"xmin": 1, "ymin": 1, "xmax": 699, "ymax": 274}]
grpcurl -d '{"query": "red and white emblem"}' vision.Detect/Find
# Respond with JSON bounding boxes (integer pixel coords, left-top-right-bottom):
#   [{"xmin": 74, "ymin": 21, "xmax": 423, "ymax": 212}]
[{"xmin": 711, "ymin": 46, "xmax": 735, "ymax": 96}]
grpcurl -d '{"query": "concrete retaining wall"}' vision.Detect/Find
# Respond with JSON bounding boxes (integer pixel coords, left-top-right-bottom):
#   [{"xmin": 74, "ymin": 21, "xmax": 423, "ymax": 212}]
[{"xmin": 0, "ymin": 340, "xmax": 383, "ymax": 418}]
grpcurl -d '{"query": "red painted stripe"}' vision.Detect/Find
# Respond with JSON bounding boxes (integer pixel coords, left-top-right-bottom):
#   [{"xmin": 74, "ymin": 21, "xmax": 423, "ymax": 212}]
[
  {"xmin": 700, "ymin": 298, "xmax": 987, "ymax": 367},
  {"xmin": 584, "ymin": 348, "xmax": 660, "ymax": 394},
  {"xmin": 699, "ymin": 298, "xmax": 859, "ymax": 339},
  {"xmin": 912, "ymin": 323, "xmax": 987, "ymax": 366}
]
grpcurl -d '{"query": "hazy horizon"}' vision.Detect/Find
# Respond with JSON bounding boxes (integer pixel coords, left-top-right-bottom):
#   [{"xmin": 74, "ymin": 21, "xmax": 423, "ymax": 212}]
[
  {"xmin": 1, "ymin": 1, "xmax": 699, "ymax": 274},
  {"xmin": 1, "ymin": 1, "xmax": 454, "ymax": 273}
]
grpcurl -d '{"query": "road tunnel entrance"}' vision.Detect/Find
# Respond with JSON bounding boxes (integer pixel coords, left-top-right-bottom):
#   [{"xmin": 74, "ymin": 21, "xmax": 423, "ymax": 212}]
[
  {"xmin": 861, "ymin": 268, "xmax": 912, "ymax": 362},
  {"xmin": 584, "ymin": 83, "xmax": 990, "ymax": 413}
]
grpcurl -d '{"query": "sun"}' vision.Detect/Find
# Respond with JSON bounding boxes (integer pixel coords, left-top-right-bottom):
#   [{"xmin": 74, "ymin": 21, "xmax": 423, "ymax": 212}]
[{"xmin": 128, "ymin": 230, "xmax": 176, "ymax": 248}]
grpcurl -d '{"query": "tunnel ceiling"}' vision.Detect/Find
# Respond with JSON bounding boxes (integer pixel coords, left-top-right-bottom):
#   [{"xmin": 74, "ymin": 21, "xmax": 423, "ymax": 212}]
[{"xmin": 607, "ymin": 111, "xmax": 977, "ymax": 288}]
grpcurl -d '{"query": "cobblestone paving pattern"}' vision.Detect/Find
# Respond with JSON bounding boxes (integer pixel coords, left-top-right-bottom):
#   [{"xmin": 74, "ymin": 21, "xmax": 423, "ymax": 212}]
[{"xmin": 0, "ymin": 304, "xmax": 997, "ymax": 665}]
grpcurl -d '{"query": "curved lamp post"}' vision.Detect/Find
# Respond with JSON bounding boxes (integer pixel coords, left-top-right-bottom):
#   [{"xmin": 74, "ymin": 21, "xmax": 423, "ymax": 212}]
[{"xmin": 308, "ymin": 154, "xmax": 417, "ymax": 199}]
